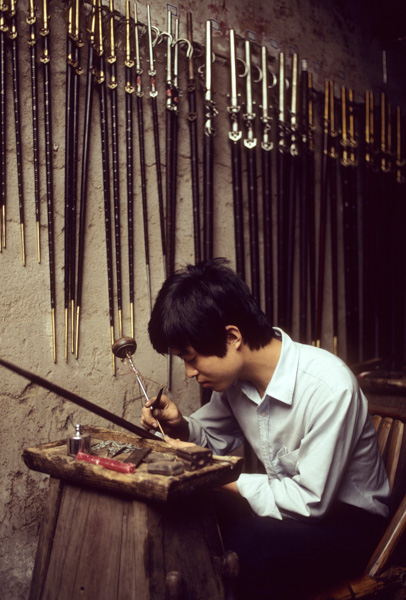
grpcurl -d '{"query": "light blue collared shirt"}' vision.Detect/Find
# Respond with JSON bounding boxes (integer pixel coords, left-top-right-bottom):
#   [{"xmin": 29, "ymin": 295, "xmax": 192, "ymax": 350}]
[{"xmin": 186, "ymin": 328, "xmax": 390, "ymax": 520}]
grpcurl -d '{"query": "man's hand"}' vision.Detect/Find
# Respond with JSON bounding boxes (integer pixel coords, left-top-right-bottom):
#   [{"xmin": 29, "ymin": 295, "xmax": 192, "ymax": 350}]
[
  {"xmin": 163, "ymin": 436, "xmax": 197, "ymax": 450},
  {"xmin": 141, "ymin": 393, "xmax": 189, "ymax": 441}
]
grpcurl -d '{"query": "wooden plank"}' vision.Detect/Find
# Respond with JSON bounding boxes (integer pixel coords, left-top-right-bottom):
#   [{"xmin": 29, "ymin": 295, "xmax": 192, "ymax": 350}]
[
  {"xmin": 72, "ymin": 490, "xmax": 124, "ymax": 600},
  {"xmin": 162, "ymin": 496, "xmax": 225, "ymax": 598},
  {"xmin": 310, "ymin": 574, "xmax": 385, "ymax": 599},
  {"xmin": 386, "ymin": 420, "xmax": 404, "ymax": 491},
  {"xmin": 118, "ymin": 500, "xmax": 151, "ymax": 599},
  {"xmin": 311, "ymin": 567, "xmax": 406, "ymax": 599},
  {"xmin": 39, "ymin": 485, "xmax": 151, "ymax": 600},
  {"xmin": 360, "ymin": 376, "xmax": 406, "ymax": 397},
  {"xmin": 29, "ymin": 478, "xmax": 64, "ymax": 600},
  {"xmin": 22, "ymin": 427, "xmax": 243, "ymax": 504},
  {"xmin": 42, "ymin": 484, "xmax": 90, "ymax": 599},
  {"xmin": 34, "ymin": 488, "xmax": 226, "ymax": 600},
  {"xmin": 371, "ymin": 414, "xmax": 382, "ymax": 432},
  {"xmin": 144, "ymin": 501, "xmax": 166, "ymax": 599},
  {"xmin": 369, "ymin": 403, "xmax": 406, "ymax": 423},
  {"xmin": 367, "ymin": 493, "xmax": 406, "ymax": 577},
  {"xmin": 376, "ymin": 417, "xmax": 393, "ymax": 457}
]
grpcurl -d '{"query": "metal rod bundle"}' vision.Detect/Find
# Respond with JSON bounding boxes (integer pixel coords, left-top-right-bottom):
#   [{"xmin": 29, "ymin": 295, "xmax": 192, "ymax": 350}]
[{"xmin": 0, "ymin": 2, "xmax": 404, "ymax": 374}]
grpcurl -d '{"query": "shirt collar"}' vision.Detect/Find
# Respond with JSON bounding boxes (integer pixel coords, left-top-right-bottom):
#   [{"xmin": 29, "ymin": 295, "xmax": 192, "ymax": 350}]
[
  {"xmin": 263, "ymin": 327, "xmax": 298, "ymax": 406},
  {"xmin": 237, "ymin": 328, "xmax": 298, "ymax": 407}
]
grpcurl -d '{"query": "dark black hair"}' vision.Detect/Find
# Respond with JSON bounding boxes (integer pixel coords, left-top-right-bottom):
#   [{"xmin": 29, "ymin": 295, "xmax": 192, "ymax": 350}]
[{"xmin": 148, "ymin": 258, "xmax": 274, "ymax": 357}]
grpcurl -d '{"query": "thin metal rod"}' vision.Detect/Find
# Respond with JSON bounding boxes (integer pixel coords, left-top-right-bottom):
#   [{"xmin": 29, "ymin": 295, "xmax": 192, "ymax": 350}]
[
  {"xmin": 76, "ymin": 1, "xmax": 96, "ymax": 359},
  {"xmin": 0, "ymin": 11, "xmax": 6, "ymax": 251},
  {"xmin": 134, "ymin": 1, "xmax": 152, "ymax": 314},
  {"xmin": 10, "ymin": 0, "xmax": 25, "ymax": 265},
  {"xmin": 127, "ymin": 355, "xmax": 167, "ymax": 438},
  {"xmin": 41, "ymin": 0, "xmax": 56, "ymax": 362},
  {"xmin": 27, "ymin": 0, "xmax": 41, "ymax": 262}
]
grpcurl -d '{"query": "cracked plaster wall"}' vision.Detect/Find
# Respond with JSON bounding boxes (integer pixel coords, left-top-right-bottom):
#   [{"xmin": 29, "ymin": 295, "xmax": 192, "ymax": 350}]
[{"xmin": 0, "ymin": 0, "xmax": 404, "ymax": 598}]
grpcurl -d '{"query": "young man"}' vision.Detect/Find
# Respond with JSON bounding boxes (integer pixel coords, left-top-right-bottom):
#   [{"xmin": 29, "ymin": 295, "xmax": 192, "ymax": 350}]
[{"xmin": 141, "ymin": 258, "xmax": 390, "ymax": 599}]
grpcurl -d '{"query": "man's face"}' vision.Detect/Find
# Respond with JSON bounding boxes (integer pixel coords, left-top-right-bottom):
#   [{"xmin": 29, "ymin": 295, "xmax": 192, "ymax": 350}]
[{"xmin": 172, "ymin": 341, "xmax": 243, "ymax": 393}]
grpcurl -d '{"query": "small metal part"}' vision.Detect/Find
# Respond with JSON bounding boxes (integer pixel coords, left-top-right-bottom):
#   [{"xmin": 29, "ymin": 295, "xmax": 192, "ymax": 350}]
[
  {"xmin": 123, "ymin": 447, "xmax": 151, "ymax": 466},
  {"xmin": 147, "ymin": 461, "xmax": 185, "ymax": 476},
  {"xmin": 67, "ymin": 424, "xmax": 91, "ymax": 457},
  {"xmin": 112, "ymin": 336, "xmax": 137, "ymax": 358},
  {"xmin": 145, "ymin": 452, "xmax": 175, "ymax": 463},
  {"xmin": 91, "ymin": 440, "xmax": 141, "ymax": 458},
  {"xmin": 176, "ymin": 446, "xmax": 212, "ymax": 470}
]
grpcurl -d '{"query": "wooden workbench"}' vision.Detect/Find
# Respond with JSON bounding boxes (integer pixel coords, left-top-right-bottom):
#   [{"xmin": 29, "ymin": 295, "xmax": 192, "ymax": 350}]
[{"xmin": 23, "ymin": 426, "xmax": 243, "ymax": 600}]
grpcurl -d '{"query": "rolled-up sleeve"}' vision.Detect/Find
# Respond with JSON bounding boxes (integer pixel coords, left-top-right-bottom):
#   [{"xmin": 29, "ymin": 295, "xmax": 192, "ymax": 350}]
[{"xmin": 186, "ymin": 391, "xmax": 245, "ymax": 455}]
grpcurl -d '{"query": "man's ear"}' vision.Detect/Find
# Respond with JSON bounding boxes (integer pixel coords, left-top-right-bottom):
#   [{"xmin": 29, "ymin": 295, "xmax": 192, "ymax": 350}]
[{"xmin": 225, "ymin": 325, "xmax": 242, "ymax": 349}]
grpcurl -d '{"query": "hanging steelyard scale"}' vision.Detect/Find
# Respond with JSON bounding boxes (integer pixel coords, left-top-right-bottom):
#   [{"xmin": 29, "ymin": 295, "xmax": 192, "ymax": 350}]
[{"xmin": 112, "ymin": 336, "xmax": 167, "ymax": 439}]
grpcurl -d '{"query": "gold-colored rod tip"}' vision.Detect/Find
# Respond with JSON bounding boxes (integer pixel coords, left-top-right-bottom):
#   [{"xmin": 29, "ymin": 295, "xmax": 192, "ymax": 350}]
[
  {"xmin": 110, "ymin": 325, "xmax": 116, "ymax": 376},
  {"xmin": 64, "ymin": 308, "xmax": 68, "ymax": 362},
  {"xmin": 2, "ymin": 205, "xmax": 6, "ymax": 249},
  {"xmin": 36, "ymin": 221, "xmax": 41, "ymax": 263},
  {"xmin": 75, "ymin": 306, "xmax": 80, "ymax": 359},
  {"xmin": 130, "ymin": 303, "xmax": 134, "ymax": 340},
  {"xmin": 118, "ymin": 309, "xmax": 122, "ymax": 338},
  {"xmin": 51, "ymin": 308, "xmax": 56, "ymax": 363},
  {"xmin": 21, "ymin": 223, "xmax": 26, "ymax": 266},
  {"xmin": 71, "ymin": 299, "xmax": 75, "ymax": 354}
]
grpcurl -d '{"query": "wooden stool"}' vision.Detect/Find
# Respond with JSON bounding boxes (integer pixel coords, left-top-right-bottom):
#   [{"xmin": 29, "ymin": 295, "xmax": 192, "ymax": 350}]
[{"xmin": 24, "ymin": 427, "xmax": 243, "ymax": 600}]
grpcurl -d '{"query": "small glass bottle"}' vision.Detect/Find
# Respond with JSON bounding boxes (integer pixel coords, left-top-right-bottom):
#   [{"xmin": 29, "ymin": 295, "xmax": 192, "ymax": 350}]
[{"xmin": 67, "ymin": 424, "xmax": 91, "ymax": 457}]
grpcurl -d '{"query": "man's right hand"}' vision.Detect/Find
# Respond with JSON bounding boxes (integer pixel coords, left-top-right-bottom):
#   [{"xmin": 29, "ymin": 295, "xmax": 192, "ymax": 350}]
[{"xmin": 140, "ymin": 393, "xmax": 189, "ymax": 441}]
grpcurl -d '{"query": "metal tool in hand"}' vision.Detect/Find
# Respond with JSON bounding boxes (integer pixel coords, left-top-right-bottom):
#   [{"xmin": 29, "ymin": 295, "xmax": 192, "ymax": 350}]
[{"xmin": 112, "ymin": 337, "xmax": 167, "ymax": 439}]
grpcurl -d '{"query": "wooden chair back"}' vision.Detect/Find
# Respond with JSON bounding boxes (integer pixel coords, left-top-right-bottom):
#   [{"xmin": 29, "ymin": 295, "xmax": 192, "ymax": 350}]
[
  {"xmin": 310, "ymin": 412, "xmax": 406, "ymax": 599},
  {"xmin": 366, "ymin": 415, "xmax": 406, "ymax": 577}
]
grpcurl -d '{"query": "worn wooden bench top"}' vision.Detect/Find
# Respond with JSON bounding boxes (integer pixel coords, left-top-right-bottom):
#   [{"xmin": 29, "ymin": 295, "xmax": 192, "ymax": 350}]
[{"xmin": 22, "ymin": 425, "xmax": 243, "ymax": 504}]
